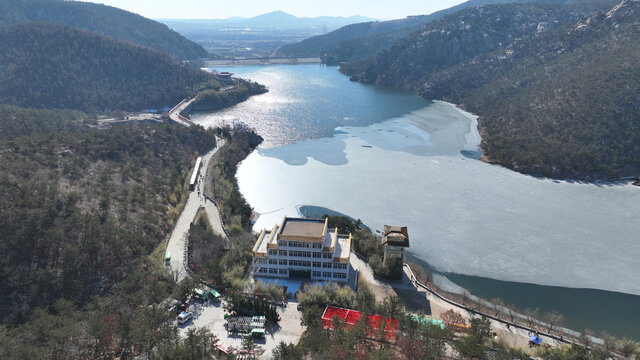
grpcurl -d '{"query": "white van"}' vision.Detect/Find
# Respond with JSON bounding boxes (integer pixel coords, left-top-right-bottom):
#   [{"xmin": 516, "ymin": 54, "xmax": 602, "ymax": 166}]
[{"xmin": 177, "ymin": 311, "xmax": 192, "ymax": 324}]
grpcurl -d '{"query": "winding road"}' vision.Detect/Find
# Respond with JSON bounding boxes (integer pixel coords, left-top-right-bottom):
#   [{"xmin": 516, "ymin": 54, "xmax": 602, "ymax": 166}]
[
  {"xmin": 166, "ymin": 138, "xmax": 227, "ymax": 281},
  {"xmin": 168, "ymin": 98, "xmax": 196, "ymax": 127}
]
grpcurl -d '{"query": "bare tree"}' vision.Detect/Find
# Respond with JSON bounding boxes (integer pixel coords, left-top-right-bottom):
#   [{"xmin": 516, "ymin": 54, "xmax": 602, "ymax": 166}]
[
  {"xmin": 542, "ymin": 310, "xmax": 564, "ymax": 333},
  {"xmin": 490, "ymin": 298, "xmax": 506, "ymax": 318},
  {"xmin": 506, "ymin": 304, "xmax": 517, "ymax": 323},
  {"xmin": 440, "ymin": 309, "xmax": 466, "ymax": 326},
  {"xmin": 461, "ymin": 290, "xmax": 471, "ymax": 306},
  {"xmin": 601, "ymin": 331, "xmax": 616, "ymax": 351},
  {"xmin": 523, "ymin": 308, "xmax": 539, "ymax": 328},
  {"xmin": 408, "ymin": 263, "xmax": 432, "ymax": 285}
]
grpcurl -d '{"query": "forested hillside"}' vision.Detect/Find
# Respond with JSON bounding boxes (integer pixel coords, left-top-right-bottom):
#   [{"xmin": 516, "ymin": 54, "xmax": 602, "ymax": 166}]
[
  {"xmin": 0, "ymin": 0, "xmax": 208, "ymax": 60},
  {"xmin": 341, "ymin": 0, "xmax": 637, "ymax": 180},
  {"xmin": 275, "ymin": 15, "xmax": 434, "ymax": 58},
  {"xmin": 0, "ymin": 121, "xmax": 217, "ymax": 357},
  {"xmin": 421, "ymin": 0, "xmax": 640, "ymax": 179},
  {"xmin": 0, "ymin": 105, "xmax": 86, "ymax": 139},
  {"xmin": 0, "ymin": 22, "xmax": 214, "ymax": 112},
  {"xmin": 275, "ymin": 0, "xmax": 595, "ymax": 62},
  {"xmin": 342, "ymin": 2, "xmax": 614, "ymax": 88}
]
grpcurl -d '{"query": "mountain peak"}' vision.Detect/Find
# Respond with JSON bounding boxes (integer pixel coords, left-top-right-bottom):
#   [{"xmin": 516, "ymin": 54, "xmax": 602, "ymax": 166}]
[{"xmin": 250, "ymin": 10, "xmax": 297, "ymax": 20}]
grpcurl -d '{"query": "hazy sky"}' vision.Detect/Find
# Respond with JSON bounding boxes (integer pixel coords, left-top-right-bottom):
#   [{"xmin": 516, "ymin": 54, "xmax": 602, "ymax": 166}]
[{"xmin": 85, "ymin": 0, "xmax": 468, "ymax": 20}]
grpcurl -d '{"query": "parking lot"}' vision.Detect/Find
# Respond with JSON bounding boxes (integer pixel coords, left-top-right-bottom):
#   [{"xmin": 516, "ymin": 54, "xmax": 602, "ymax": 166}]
[{"xmin": 177, "ymin": 298, "xmax": 304, "ymax": 358}]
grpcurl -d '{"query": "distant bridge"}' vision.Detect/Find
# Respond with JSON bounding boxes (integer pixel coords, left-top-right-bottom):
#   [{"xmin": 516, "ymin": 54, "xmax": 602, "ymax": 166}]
[
  {"xmin": 168, "ymin": 98, "xmax": 195, "ymax": 127},
  {"xmin": 204, "ymin": 57, "xmax": 321, "ymax": 67}
]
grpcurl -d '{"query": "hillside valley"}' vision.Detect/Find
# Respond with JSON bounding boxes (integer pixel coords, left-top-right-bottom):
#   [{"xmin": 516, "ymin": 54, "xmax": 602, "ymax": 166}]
[
  {"xmin": 341, "ymin": 0, "xmax": 638, "ymax": 180},
  {"xmin": 1, "ymin": 0, "xmax": 640, "ymax": 358},
  {"xmin": 159, "ymin": 11, "xmax": 374, "ymax": 59},
  {"xmin": 0, "ymin": 22, "xmax": 265, "ymax": 113},
  {"xmin": 0, "ymin": 0, "xmax": 208, "ymax": 60},
  {"xmin": 275, "ymin": 0, "xmax": 612, "ymax": 62}
]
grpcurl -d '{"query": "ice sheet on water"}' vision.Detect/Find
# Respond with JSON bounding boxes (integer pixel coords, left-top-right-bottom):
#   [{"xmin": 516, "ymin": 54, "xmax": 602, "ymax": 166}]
[{"xmin": 237, "ymin": 101, "xmax": 640, "ymax": 296}]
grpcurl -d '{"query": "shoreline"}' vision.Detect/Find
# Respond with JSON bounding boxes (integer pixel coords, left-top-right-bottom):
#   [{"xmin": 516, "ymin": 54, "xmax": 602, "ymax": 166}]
[{"xmin": 190, "ymin": 65, "xmax": 640, "ymax": 340}]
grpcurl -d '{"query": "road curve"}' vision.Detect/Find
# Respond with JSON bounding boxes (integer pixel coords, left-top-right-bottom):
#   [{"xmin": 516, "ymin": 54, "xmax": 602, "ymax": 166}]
[{"xmin": 168, "ymin": 98, "xmax": 196, "ymax": 127}]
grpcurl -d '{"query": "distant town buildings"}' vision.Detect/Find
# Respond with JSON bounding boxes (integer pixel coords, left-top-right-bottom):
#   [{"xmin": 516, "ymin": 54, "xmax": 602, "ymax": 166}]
[{"xmin": 251, "ymin": 217, "xmax": 352, "ymax": 283}]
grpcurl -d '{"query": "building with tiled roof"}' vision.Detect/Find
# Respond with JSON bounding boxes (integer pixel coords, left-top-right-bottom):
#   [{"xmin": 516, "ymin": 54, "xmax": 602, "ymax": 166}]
[{"xmin": 252, "ymin": 217, "xmax": 352, "ymax": 283}]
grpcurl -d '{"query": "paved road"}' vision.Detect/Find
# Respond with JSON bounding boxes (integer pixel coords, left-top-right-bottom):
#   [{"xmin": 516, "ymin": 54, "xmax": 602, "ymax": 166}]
[
  {"xmin": 166, "ymin": 138, "xmax": 227, "ymax": 281},
  {"xmin": 168, "ymin": 98, "xmax": 196, "ymax": 127}
]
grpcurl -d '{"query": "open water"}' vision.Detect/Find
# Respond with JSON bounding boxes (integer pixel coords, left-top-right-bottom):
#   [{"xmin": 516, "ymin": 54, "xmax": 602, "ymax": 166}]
[{"xmin": 193, "ymin": 64, "xmax": 640, "ymax": 338}]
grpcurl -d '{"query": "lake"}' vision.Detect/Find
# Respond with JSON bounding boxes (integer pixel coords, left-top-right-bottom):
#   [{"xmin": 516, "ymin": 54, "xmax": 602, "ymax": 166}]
[{"xmin": 193, "ymin": 64, "xmax": 640, "ymax": 338}]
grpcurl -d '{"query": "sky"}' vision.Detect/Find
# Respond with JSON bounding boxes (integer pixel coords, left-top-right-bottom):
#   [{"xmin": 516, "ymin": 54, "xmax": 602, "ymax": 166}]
[{"xmin": 84, "ymin": 0, "xmax": 468, "ymax": 20}]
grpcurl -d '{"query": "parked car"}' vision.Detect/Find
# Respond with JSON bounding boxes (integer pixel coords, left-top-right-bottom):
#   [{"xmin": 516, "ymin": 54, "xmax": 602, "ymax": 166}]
[
  {"xmin": 193, "ymin": 288, "xmax": 207, "ymax": 301},
  {"xmin": 177, "ymin": 311, "xmax": 192, "ymax": 324},
  {"xmin": 208, "ymin": 289, "xmax": 222, "ymax": 302}
]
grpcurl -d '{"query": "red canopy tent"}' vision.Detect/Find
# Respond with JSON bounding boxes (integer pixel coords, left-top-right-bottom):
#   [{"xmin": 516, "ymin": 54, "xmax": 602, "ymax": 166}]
[{"xmin": 321, "ymin": 306, "xmax": 399, "ymax": 341}]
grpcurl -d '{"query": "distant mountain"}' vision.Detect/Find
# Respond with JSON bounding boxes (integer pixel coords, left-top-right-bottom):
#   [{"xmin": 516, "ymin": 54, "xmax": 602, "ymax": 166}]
[
  {"xmin": 346, "ymin": 0, "xmax": 639, "ymax": 180},
  {"xmin": 159, "ymin": 11, "xmax": 374, "ymax": 34},
  {"xmin": 342, "ymin": 2, "xmax": 610, "ymax": 89},
  {"xmin": 0, "ymin": 0, "xmax": 208, "ymax": 60},
  {"xmin": 274, "ymin": 0, "xmax": 608, "ymax": 60},
  {"xmin": 0, "ymin": 22, "xmax": 213, "ymax": 112},
  {"xmin": 274, "ymin": 15, "xmax": 433, "ymax": 58}
]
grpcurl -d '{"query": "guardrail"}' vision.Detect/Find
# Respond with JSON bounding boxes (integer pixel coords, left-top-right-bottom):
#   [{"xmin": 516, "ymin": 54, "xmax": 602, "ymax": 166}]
[
  {"xmin": 169, "ymin": 98, "xmax": 195, "ymax": 126},
  {"xmin": 204, "ymin": 195, "xmax": 231, "ymax": 239},
  {"xmin": 403, "ymin": 264, "xmax": 597, "ymax": 347},
  {"xmin": 169, "ymin": 98, "xmax": 187, "ymax": 114}
]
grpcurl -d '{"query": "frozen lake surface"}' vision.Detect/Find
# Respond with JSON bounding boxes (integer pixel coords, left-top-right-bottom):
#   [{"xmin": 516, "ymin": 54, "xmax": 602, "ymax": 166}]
[
  {"xmin": 237, "ymin": 102, "xmax": 640, "ymax": 296},
  {"xmin": 195, "ymin": 65, "xmax": 640, "ymax": 297}
]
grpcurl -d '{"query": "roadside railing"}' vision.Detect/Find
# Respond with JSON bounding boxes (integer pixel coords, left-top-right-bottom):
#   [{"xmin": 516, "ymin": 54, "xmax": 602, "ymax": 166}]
[{"xmin": 403, "ymin": 264, "xmax": 603, "ymax": 348}]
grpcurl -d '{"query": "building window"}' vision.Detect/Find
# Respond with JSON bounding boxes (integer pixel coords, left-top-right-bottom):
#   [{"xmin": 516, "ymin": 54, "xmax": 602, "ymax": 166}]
[
  {"xmin": 279, "ymin": 269, "xmax": 288, "ymax": 275},
  {"xmin": 322, "ymin": 253, "xmax": 332, "ymax": 259},
  {"xmin": 255, "ymin": 268, "xmax": 267, "ymax": 274},
  {"xmin": 290, "ymin": 260, "xmax": 311, "ymax": 267},
  {"xmin": 333, "ymin": 272, "xmax": 347, "ymax": 279},
  {"xmin": 268, "ymin": 249, "xmax": 277, "ymax": 256},
  {"xmin": 269, "ymin": 268, "xmax": 278, "ymax": 274},
  {"xmin": 312, "ymin": 243, "xmax": 322, "ymax": 249},
  {"xmin": 278, "ymin": 240, "xmax": 288, "ymax": 247},
  {"xmin": 322, "ymin": 263, "xmax": 332, "ymax": 269},
  {"xmin": 312, "ymin": 271, "xmax": 321, "ymax": 277},
  {"xmin": 290, "ymin": 241, "xmax": 310, "ymax": 248},
  {"xmin": 312, "ymin": 252, "xmax": 322, "ymax": 258},
  {"xmin": 279, "ymin": 259, "xmax": 288, "ymax": 266},
  {"xmin": 268, "ymin": 259, "xmax": 277, "ymax": 265},
  {"xmin": 278, "ymin": 250, "xmax": 287, "ymax": 256},
  {"xmin": 333, "ymin": 263, "xmax": 347, "ymax": 270},
  {"xmin": 290, "ymin": 251, "xmax": 311, "ymax": 258},
  {"xmin": 322, "ymin": 272, "xmax": 332, "ymax": 278},
  {"xmin": 254, "ymin": 258, "xmax": 267, "ymax": 264},
  {"xmin": 312, "ymin": 261, "xmax": 321, "ymax": 268}
]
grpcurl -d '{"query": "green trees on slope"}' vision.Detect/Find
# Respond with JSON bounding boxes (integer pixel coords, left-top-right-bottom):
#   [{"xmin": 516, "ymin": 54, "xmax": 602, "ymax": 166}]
[
  {"xmin": 0, "ymin": 122, "xmax": 217, "ymax": 325},
  {"xmin": 0, "ymin": 22, "xmax": 212, "ymax": 112},
  {"xmin": 0, "ymin": 0, "xmax": 209, "ymax": 60}
]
